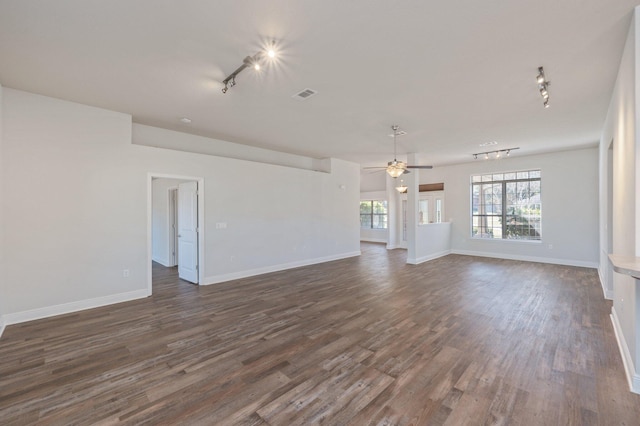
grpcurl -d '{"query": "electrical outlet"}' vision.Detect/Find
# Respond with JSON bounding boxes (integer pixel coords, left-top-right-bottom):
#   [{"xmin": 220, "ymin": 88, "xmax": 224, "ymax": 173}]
[{"xmin": 123, "ymin": 269, "xmax": 130, "ymax": 277}]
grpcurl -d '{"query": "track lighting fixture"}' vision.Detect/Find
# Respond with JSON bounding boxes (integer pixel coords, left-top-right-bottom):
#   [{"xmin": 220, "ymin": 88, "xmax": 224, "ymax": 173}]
[
  {"xmin": 221, "ymin": 42, "xmax": 277, "ymax": 94},
  {"xmin": 536, "ymin": 66, "xmax": 550, "ymax": 108},
  {"xmin": 473, "ymin": 147, "xmax": 519, "ymax": 160}
]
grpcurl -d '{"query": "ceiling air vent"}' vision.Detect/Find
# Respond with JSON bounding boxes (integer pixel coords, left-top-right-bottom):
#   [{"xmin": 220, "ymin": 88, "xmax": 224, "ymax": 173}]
[{"xmin": 292, "ymin": 88, "xmax": 318, "ymax": 101}]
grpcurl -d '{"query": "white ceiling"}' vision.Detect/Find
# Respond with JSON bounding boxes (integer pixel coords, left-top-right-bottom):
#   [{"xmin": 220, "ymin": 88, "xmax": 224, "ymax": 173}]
[{"xmin": 0, "ymin": 1, "xmax": 636, "ymax": 168}]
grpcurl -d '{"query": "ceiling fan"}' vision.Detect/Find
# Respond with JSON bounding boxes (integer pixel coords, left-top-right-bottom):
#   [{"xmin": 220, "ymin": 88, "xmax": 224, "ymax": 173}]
[{"xmin": 365, "ymin": 125, "xmax": 433, "ymax": 177}]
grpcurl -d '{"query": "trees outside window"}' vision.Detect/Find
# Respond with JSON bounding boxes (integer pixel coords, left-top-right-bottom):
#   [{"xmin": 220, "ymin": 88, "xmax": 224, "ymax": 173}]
[
  {"xmin": 360, "ymin": 200, "xmax": 388, "ymax": 229},
  {"xmin": 471, "ymin": 170, "xmax": 541, "ymax": 240}
]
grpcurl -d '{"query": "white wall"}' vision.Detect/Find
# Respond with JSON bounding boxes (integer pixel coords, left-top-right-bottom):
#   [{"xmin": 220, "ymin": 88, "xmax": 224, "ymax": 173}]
[
  {"xmin": 419, "ymin": 147, "xmax": 599, "ymax": 267},
  {"xmin": 360, "ymin": 171, "xmax": 386, "ymax": 192},
  {"xmin": 152, "ymin": 178, "xmax": 185, "ymax": 266},
  {"xmin": 0, "ymin": 83, "xmax": 5, "ymax": 335},
  {"xmin": 1, "ymin": 88, "xmax": 360, "ymax": 324},
  {"xmin": 600, "ymin": 7, "xmax": 640, "ymax": 393},
  {"xmin": 360, "ymin": 190, "xmax": 388, "ymax": 243},
  {"xmin": 134, "ymin": 124, "xmax": 330, "ymax": 172},
  {"xmin": 409, "ymin": 223, "xmax": 451, "ymax": 264}
]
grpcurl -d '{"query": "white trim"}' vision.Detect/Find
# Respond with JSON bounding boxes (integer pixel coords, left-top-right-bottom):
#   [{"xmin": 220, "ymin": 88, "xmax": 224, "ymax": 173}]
[
  {"xmin": 0, "ymin": 315, "xmax": 5, "ymax": 338},
  {"xmin": 203, "ymin": 251, "xmax": 361, "ymax": 285},
  {"xmin": 598, "ymin": 267, "xmax": 614, "ymax": 300},
  {"xmin": 450, "ymin": 249, "xmax": 598, "ymax": 269},
  {"xmin": 467, "ymin": 237, "xmax": 542, "ymax": 245},
  {"xmin": 610, "ymin": 308, "xmax": 640, "ymax": 394},
  {"xmin": 148, "ymin": 173, "xmax": 205, "ymax": 292},
  {"xmin": 407, "ymin": 250, "xmax": 451, "ymax": 265},
  {"xmin": 152, "ymin": 256, "xmax": 173, "ymax": 267},
  {"xmin": 360, "ymin": 238, "xmax": 387, "ymax": 243},
  {"xmin": 3, "ymin": 289, "xmax": 149, "ymax": 325}
]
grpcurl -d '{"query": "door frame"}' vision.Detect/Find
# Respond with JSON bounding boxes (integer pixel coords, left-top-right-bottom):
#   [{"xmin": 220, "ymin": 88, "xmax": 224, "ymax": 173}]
[{"xmin": 147, "ymin": 173, "xmax": 205, "ymax": 294}]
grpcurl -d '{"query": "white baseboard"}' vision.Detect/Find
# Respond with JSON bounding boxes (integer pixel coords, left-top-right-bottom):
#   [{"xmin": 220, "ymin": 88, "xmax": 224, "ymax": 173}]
[
  {"xmin": 0, "ymin": 315, "xmax": 5, "ymax": 339},
  {"xmin": 360, "ymin": 238, "xmax": 387, "ymax": 243},
  {"xmin": 386, "ymin": 244, "xmax": 404, "ymax": 250},
  {"xmin": 610, "ymin": 308, "xmax": 640, "ymax": 394},
  {"xmin": 203, "ymin": 251, "xmax": 361, "ymax": 285},
  {"xmin": 152, "ymin": 256, "xmax": 175, "ymax": 267},
  {"xmin": 3, "ymin": 289, "xmax": 150, "ymax": 326},
  {"xmin": 450, "ymin": 249, "xmax": 598, "ymax": 269},
  {"xmin": 407, "ymin": 250, "xmax": 451, "ymax": 265},
  {"xmin": 598, "ymin": 267, "xmax": 614, "ymax": 300}
]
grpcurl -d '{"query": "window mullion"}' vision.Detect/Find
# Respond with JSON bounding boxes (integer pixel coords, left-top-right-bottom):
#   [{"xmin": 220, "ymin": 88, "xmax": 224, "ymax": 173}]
[
  {"xmin": 502, "ymin": 181, "xmax": 507, "ymax": 239},
  {"xmin": 370, "ymin": 201, "xmax": 374, "ymax": 229}
]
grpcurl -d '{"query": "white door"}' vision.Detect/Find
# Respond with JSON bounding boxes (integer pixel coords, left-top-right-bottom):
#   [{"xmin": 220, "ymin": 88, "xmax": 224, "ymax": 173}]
[
  {"xmin": 178, "ymin": 181, "xmax": 198, "ymax": 283},
  {"xmin": 169, "ymin": 188, "xmax": 178, "ymax": 267}
]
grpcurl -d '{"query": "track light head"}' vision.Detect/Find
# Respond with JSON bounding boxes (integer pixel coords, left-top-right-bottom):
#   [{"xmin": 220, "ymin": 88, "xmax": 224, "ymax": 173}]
[
  {"xmin": 536, "ymin": 66, "xmax": 550, "ymax": 107},
  {"xmin": 473, "ymin": 147, "xmax": 519, "ymax": 160},
  {"xmin": 221, "ymin": 44, "xmax": 279, "ymax": 94}
]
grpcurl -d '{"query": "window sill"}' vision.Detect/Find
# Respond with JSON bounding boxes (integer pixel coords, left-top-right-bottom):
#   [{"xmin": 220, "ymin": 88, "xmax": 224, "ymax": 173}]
[{"xmin": 469, "ymin": 237, "xmax": 542, "ymax": 244}]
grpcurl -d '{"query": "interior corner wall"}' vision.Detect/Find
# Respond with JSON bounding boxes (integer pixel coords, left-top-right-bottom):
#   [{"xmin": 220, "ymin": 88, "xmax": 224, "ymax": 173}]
[
  {"xmin": 0, "ymin": 82, "xmax": 5, "ymax": 336},
  {"xmin": 419, "ymin": 147, "xmax": 599, "ymax": 267},
  {"xmin": 599, "ymin": 6, "xmax": 640, "ymax": 393},
  {"xmin": 1, "ymin": 88, "xmax": 360, "ymax": 325}
]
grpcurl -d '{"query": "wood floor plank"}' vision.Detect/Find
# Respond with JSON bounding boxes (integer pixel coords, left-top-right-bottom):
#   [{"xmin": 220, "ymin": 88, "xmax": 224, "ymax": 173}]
[{"xmin": 1, "ymin": 243, "xmax": 639, "ymax": 425}]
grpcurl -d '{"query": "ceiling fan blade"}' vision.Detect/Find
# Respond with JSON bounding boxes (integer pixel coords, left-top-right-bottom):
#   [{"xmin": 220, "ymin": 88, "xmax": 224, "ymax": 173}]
[
  {"xmin": 363, "ymin": 166, "xmax": 387, "ymax": 170},
  {"xmin": 406, "ymin": 165, "xmax": 433, "ymax": 169}
]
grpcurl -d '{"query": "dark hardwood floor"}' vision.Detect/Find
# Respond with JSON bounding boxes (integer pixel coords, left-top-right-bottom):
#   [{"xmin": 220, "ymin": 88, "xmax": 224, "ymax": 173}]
[{"xmin": 1, "ymin": 243, "xmax": 639, "ymax": 425}]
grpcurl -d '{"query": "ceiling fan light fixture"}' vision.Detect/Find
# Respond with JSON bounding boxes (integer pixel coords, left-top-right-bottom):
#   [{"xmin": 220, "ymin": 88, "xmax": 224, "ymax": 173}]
[{"xmin": 387, "ymin": 165, "xmax": 406, "ymax": 178}]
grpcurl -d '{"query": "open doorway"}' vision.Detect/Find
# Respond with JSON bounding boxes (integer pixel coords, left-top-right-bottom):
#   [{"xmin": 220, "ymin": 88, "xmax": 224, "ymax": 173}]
[{"xmin": 148, "ymin": 174, "xmax": 205, "ymax": 294}]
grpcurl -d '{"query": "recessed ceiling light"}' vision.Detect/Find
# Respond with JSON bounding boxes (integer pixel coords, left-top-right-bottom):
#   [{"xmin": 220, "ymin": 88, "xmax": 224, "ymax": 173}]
[
  {"xmin": 180, "ymin": 117, "xmax": 192, "ymax": 124},
  {"xmin": 479, "ymin": 141, "xmax": 498, "ymax": 147}
]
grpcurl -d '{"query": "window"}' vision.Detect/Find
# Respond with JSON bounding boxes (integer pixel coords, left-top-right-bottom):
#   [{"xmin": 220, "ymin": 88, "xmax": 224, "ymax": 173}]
[
  {"xmin": 471, "ymin": 170, "xmax": 541, "ymax": 240},
  {"xmin": 418, "ymin": 200, "xmax": 429, "ymax": 225},
  {"xmin": 360, "ymin": 200, "xmax": 388, "ymax": 229}
]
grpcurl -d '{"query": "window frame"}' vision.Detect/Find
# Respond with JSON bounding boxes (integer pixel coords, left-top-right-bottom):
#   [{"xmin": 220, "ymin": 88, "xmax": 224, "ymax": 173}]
[
  {"xmin": 470, "ymin": 170, "xmax": 541, "ymax": 241},
  {"xmin": 360, "ymin": 200, "xmax": 388, "ymax": 229}
]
